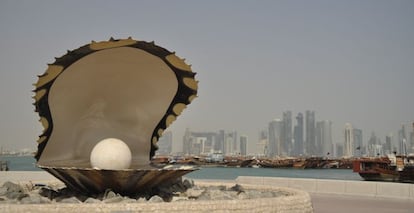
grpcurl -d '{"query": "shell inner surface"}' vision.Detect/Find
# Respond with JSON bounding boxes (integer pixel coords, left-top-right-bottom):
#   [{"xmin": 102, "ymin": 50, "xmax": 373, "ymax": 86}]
[{"xmin": 38, "ymin": 47, "xmax": 178, "ymax": 168}]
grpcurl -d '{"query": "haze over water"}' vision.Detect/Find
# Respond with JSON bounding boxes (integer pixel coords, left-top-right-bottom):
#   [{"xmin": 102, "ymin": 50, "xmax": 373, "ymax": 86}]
[{"xmin": 0, "ymin": 1, "xmax": 413, "ymax": 154}]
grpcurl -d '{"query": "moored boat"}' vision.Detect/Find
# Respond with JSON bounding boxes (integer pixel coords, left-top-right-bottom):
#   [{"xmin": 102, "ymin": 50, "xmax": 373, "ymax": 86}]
[{"xmin": 353, "ymin": 154, "xmax": 414, "ymax": 183}]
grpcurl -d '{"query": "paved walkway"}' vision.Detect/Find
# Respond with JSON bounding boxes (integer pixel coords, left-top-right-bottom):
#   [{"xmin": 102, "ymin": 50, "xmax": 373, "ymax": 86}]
[{"xmin": 311, "ymin": 193, "xmax": 414, "ymax": 213}]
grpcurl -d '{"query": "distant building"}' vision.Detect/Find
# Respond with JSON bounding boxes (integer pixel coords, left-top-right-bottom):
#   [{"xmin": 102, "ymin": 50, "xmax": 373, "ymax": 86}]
[
  {"xmin": 305, "ymin": 110, "xmax": 316, "ymax": 156},
  {"xmin": 293, "ymin": 113, "xmax": 304, "ymax": 156},
  {"xmin": 282, "ymin": 111, "xmax": 293, "ymax": 156},
  {"xmin": 367, "ymin": 132, "xmax": 381, "ymax": 156},
  {"xmin": 344, "ymin": 123, "xmax": 354, "ymax": 157},
  {"xmin": 316, "ymin": 120, "xmax": 333, "ymax": 157},
  {"xmin": 411, "ymin": 122, "xmax": 414, "ymax": 154},
  {"xmin": 384, "ymin": 134, "xmax": 393, "ymax": 155},
  {"xmin": 232, "ymin": 131, "xmax": 239, "ymax": 155},
  {"xmin": 343, "ymin": 123, "xmax": 363, "ymax": 157},
  {"xmin": 268, "ymin": 119, "xmax": 283, "ymax": 157},
  {"xmin": 182, "ymin": 128, "xmax": 218, "ymax": 155},
  {"xmin": 256, "ymin": 130, "xmax": 268, "ymax": 156},
  {"xmin": 215, "ymin": 130, "xmax": 225, "ymax": 153},
  {"xmin": 353, "ymin": 128, "xmax": 363, "ymax": 157},
  {"xmin": 336, "ymin": 143, "xmax": 344, "ymax": 158},
  {"xmin": 182, "ymin": 129, "xmax": 244, "ymax": 156},
  {"xmin": 156, "ymin": 131, "xmax": 173, "ymax": 155},
  {"xmin": 398, "ymin": 122, "xmax": 414, "ymax": 155},
  {"xmin": 398, "ymin": 124, "xmax": 407, "ymax": 154},
  {"xmin": 240, "ymin": 135, "xmax": 248, "ymax": 156},
  {"xmin": 224, "ymin": 131, "xmax": 238, "ymax": 155}
]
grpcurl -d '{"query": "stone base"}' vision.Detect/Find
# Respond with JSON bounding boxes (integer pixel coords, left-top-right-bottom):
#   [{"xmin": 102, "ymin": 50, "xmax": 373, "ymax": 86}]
[{"xmin": 0, "ymin": 181, "xmax": 313, "ymax": 213}]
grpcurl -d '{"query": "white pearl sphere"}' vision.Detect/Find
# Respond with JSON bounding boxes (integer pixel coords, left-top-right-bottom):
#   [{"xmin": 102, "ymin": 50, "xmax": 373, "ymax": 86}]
[{"xmin": 90, "ymin": 138, "xmax": 132, "ymax": 170}]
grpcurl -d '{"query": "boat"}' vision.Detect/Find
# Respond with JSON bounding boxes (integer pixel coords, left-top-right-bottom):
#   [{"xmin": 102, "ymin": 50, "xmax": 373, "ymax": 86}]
[
  {"xmin": 353, "ymin": 153, "xmax": 414, "ymax": 183},
  {"xmin": 293, "ymin": 159, "xmax": 306, "ymax": 169}
]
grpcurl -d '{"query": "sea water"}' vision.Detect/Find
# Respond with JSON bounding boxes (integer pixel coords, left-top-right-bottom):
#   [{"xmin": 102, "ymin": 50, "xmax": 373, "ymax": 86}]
[
  {"xmin": 185, "ymin": 166, "xmax": 362, "ymax": 180},
  {"xmin": 0, "ymin": 155, "xmax": 41, "ymax": 171},
  {"xmin": 0, "ymin": 156, "xmax": 362, "ymax": 181}
]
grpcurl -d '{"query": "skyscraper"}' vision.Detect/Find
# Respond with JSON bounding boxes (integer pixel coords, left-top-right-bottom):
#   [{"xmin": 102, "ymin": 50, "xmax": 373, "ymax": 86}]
[
  {"xmin": 240, "ymin": 135, "xmax": 248, "ymax": 156},
  {"xmin": 398, "ymin": 124, "xmax": 407, "ymax": 154},
  {"xmin": 183, "ymin": 128, "xmax": 192, "ymax": 155},
  {"xmin": 316, "ymin": 120, "xmax": 333, "ymax": 157},
  {"xmin": 353, "ymin": 128, "xmax": 363, "ymax": 157},
  {"xmin": 344, "ymin": 123, "xmax": 354, "ymax": 157},
  {"xmin": 336, "ymin": 143, "xmax": 344, "ymax": 157},
  {"xmin": 257, "ymin": 130, "xmax": 268, "ymax": 156},
  {"xmin": 367, "ymin": 132, "xmax": 382, "ymax": 156},
  {"xmin": 268, "ymin": 119, "xmax": 283, "ymax": 157},
  {"xmin": 344, "ymin": 123, "xmax": 364, "ymax": 157},
  {"xmin": 216, "ymin": 130, "xmax": 225, "ymax": 153},
  {"xmin": 305, "ymin": 110, "xmax": 316, "ymax": 156},
  {"xmin": 293, "ymin": 113, "xmax": 304, "ymax": 156},
  {"xmin": 316, "ymin": 121, "xmax": 323, "ymax": 156},
  {"xmin": 384, "ymin": 134, "xmax": 392, "ymax": 155},
  {"xmin": 411, "ymin": 122, "xmax": 414, "ymax": 154},
  {"xmin": 282, "ymin": 111, "xmax": 293, "ymax": 156},
  {"xmin": 398, "ymin": 122, "xmax": 414, "ymax": 155},
  {"xmin": 224, "ymin": 131, "xmax": 238, "ymax": 155},
  {"xmin": 231, "ymin": 131, "xmax": 239, "ymax": 154}
]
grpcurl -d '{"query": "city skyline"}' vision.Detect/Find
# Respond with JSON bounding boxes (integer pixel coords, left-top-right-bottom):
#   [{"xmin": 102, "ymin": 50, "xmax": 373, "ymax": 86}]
[
  {"xmin": 0, "ymin": 1, "xmax": 413, "ymax": 154},
  {"xmin": 155, "ymin": 110, "xmax": 413, "ymax": 157}
]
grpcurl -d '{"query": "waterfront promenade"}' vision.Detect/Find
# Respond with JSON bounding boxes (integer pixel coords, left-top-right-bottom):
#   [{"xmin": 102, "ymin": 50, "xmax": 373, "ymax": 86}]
[
  {"xmin": 235, "ymin": 176, "xmax": 414, "ymax": 213},
  {"xmin": 311, "ymin": 193, "xmax": 414, "ymax": 213},
  {"xmin": 1, "ymin": 171, "xmax": 413, "ymax": 212}
]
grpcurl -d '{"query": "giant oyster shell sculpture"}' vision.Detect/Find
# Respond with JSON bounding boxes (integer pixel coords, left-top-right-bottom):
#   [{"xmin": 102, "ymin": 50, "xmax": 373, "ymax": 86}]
[{"xmin": 33, "ymin": 38, "xmax": 198, "ymax": 195}]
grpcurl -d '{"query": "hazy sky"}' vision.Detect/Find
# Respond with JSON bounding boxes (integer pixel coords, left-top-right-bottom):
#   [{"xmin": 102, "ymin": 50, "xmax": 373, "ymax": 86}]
[{"xmin": 0, "ymin": 0, "xmax": 413, "ymax": 154}]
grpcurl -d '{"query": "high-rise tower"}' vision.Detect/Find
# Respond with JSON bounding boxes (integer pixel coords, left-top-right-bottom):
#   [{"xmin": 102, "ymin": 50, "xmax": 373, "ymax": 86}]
[
  {"xmin": 305, "ymin": 110, "xmax": 316, "ymax": 156},
  {"xmin": 268, "ymin": 119, "xmax": 283, "ymax": 157},
  {"xmin": 257, "ymin": 130, "xmax": 268, "ymax": 156},
  {"xmin": 240, "ymin": 135, "xmax": 248, "ymax": 156},
  {"xmin": 353, "ymin": 128, "xmax": 363, "ymax": 156},
  {"xmin": 282, "ymin": 111, "xmax": 293, "ymax": 156},
  {"xmin": 316, "ymin": 120, "xmax": 333, "ymax": 157},
  {"xmin": 399, "ymin": 124, "xmax": 407, "ymax": 154},
  {"xmin": 344, "ymin": 123, "xmax": 354, "ymax": 157},
  {"xmin": 293, "ymin": 113, "xmax": 304, "ymax": 156}
]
